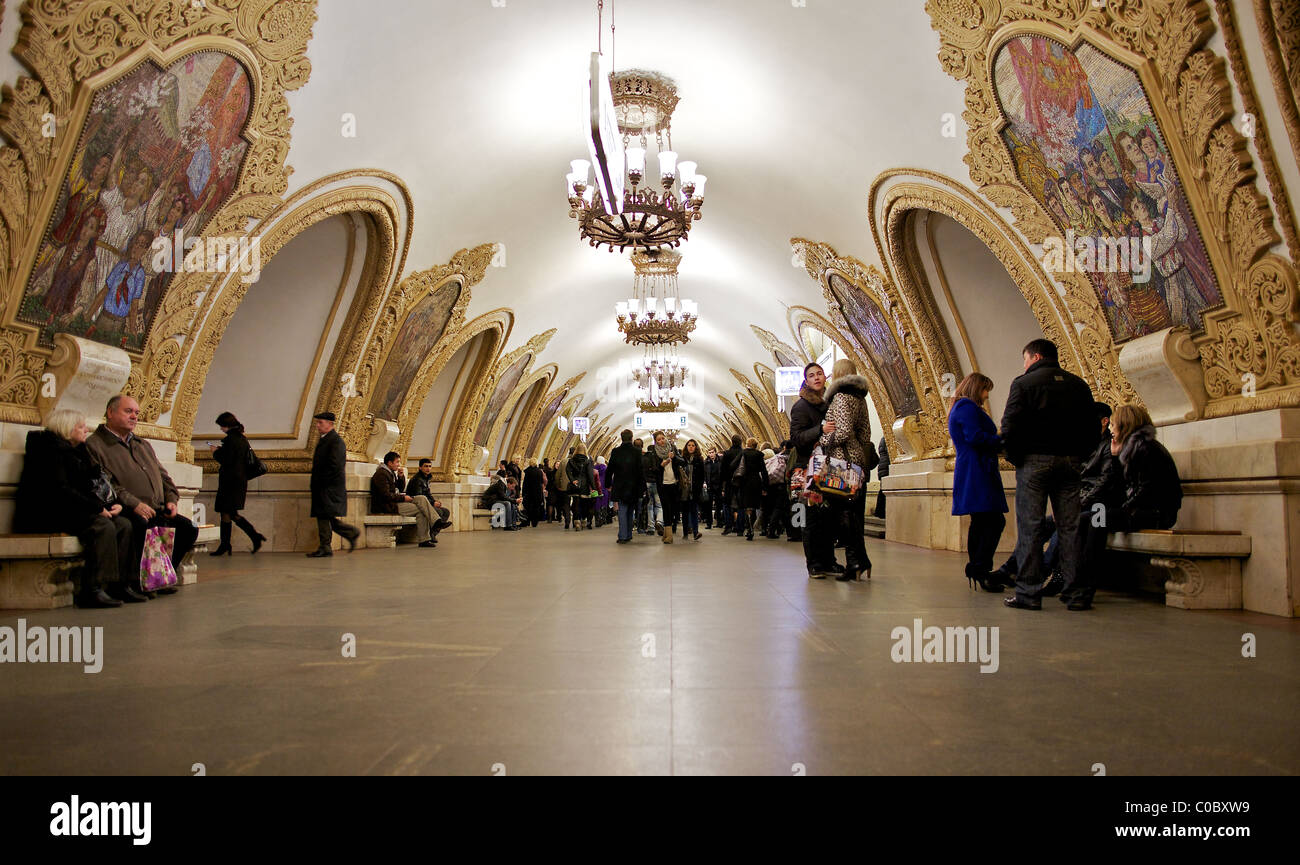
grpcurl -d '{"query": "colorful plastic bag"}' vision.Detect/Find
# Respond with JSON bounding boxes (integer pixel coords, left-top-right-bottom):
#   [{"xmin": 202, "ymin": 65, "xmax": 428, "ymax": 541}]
[{"xmin": 140, "ymin": 525, "xmax": 179, "ymax": 592}]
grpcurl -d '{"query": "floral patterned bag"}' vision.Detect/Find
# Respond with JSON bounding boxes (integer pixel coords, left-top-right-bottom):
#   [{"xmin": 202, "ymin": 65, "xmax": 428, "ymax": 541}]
[{"xmin": 140, "ymin": 525, "xmax": 179, "ymax": 592}]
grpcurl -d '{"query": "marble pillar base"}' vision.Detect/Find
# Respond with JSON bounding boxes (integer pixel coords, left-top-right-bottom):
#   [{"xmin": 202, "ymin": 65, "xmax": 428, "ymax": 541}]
[{"xmin": 881, "ymin": 459, "xmax": 1017, "ymax": 554}]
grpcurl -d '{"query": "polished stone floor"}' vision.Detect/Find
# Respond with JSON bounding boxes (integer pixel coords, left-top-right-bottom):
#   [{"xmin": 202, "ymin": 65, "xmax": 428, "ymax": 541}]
[{"xmin": 2, "ymin": 521, "xmax": 1298, "ymax": 776}]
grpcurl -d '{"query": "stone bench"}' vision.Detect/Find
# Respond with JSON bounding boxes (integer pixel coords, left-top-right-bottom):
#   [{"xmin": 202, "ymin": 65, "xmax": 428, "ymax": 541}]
[
  {"xmin": 0, "ymin": 524, "xmax": 219, "ymax": 609},
  {"xmin": 1107, "ymin": 530, "xmax": 1251, "ymax": 610},
  {"xmin": 362, "ymin": 514, "xmax": 419, "ymax": 548}
]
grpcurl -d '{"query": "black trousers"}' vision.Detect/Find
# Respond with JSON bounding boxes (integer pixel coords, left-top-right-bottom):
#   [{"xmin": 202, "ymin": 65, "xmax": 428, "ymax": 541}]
[
  {"xmin": 840, "ymin": 492, "xmax": 871, "ymax": 571},
  {"xmin": 124, "ymin": 511, "xmax": 198, "ymax": 585},
  {"xmin": 316, "ymin": 516, "xmax": 359, "ymax": 550},
  {"xmin": 801, "ymin": 501, "xmax": 837, "ymax": 573},
  {"xmin": 966, "ymin": 511, "xmax": 1006, "ymax": 580},
  {"xmin": 75, "ymin": 514, "xmax": 134, "ymax": 594},
  {"xmin": 658, "ymin": 483, "xmax": 680, "ymax": 529}
]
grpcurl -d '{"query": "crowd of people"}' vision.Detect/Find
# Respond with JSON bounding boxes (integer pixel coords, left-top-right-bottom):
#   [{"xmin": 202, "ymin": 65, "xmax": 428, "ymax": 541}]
[{"xmin": 17, "ymin": 337, "xmax": 1181, "ymax": 611}]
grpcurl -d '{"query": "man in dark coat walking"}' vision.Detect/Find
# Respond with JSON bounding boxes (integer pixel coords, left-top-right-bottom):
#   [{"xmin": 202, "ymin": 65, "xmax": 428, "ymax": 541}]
[
  {"xmin": 308, "ymin": 411, "xmax": 358, "ymax": 557},
  {"xmin": 604, "ymin": 429, "xmax": 647, "ymax": 543},
  {"xmin": 718, "ymin": 435, "xmax": 744, "ymax": 535},
  {"xmin": 999, "ymin": 339, "xmax": 1097, "ymax": 609}
]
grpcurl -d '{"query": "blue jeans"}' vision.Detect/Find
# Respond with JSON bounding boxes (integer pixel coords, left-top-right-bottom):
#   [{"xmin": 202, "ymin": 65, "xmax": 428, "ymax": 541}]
[
  {"xmin": 617, "ymin": 501, "xmax": 636, "ymax": 541},
  {"xmin": 645, "ymin": 485, "xmax": 663, "ymax": 528},
  {"xmin": 681, "ymin": 500, "xmax": 699, "ymax": 536},
  {"xmin": 1013, "ymin": 455, "xmax": 1083, "ymax": 601}
]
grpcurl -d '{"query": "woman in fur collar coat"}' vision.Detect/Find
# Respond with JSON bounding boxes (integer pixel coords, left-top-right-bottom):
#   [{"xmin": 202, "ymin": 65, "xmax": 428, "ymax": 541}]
[{"xmin": 817, "ymin": 358, "xmax": 875, "ymax": 581}]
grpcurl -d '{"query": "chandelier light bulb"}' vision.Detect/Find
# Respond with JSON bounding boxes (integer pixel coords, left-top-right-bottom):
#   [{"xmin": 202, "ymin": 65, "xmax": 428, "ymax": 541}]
[
  {"xmin": 691, "ymin": 174, "xmax": 707, "ymax": 199},
  {"xmin": 570, "ymin": 159, "xmax": 591, "ymax": 185},
  {"xmin": 677, "ymin": 161, "xmax": 697, "ymax": 187},
  {"xmin": 658, "ymin": 150, "xmax": 678, "ymax": 181},
  {"xmin": 626, "ymin": 147, "xmax": 646, "ymax": 180}
]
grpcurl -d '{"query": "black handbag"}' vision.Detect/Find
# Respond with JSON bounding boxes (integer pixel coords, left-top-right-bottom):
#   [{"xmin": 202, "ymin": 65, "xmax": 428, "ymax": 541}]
[{"xmin": 246, "ymin": 446, "xmax": 268, "ymax": 480}]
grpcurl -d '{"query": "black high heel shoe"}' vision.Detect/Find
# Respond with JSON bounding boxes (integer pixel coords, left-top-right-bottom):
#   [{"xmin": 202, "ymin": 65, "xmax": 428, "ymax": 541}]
[{"xmin": 250, "ymin": 533, "xmax": 266, "ymax": 554}]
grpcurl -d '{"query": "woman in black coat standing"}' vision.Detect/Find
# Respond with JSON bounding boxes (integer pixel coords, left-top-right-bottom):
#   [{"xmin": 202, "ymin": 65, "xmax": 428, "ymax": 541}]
[
  {"xmin": 207, "ymin": 411, "xmax": 265, "ymax": 555},
  {"xmin": 736, "ymin": 437, "xmax": 770, "ymax": 541},
  {"xmin": 677, "ymin": 439, "xmax": 706, "ymax": 540},
  {"xmin": 522, "ymin": 458, "xmax": 546, "ymax": 527},
  {"xmin": 16, "ymin": 409, "xmax": 136, "ymax": 607}
]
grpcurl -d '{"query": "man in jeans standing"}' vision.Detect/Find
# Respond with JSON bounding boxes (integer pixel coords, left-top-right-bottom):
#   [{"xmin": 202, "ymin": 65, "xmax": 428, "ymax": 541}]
[{"xmin": 1000, "ymin": 339, "xmax": 1097, "ymax": 610}]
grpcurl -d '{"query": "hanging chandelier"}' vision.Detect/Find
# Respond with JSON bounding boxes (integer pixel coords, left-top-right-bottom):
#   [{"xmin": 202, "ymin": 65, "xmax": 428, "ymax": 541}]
[
  {"xmin": 632, "ymin": 344, "xmax": 688, "ymax": 410},
  {"xmin": 615, "ymin": 249, "xmax": 698, "ymax": 345},
  {"xmin": 565, "ymin": 3, "xmax": 706, "ymax": 254}
]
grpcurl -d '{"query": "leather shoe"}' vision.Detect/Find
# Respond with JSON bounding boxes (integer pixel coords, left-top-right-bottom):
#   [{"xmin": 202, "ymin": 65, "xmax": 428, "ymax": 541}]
[
  {"xmin": 1004, "ymin": 596, "xmax": 1041, "ymax": 610},
  {"xmin": 77, "ymin": 589, "xmax": 122, "ymax": 608},
  {"xmin": 306, "ymin": 548, "xmax": 333, "ymax": 558},
  {"xmin": 114, "ymin": 586, "xmax": 149, "ymax": 603},
  {"xmin": 1039, "ymin": 577, "xmax": 1064, "ymax": 597},
  {"xmin": 1067, "ymin": 600, "xmax": 1093, "ymax": 611},
  {"xmin": 156, "ymin": 586, "xmax": 179, "ymax": 595},
  {"xmin": 418, "ymin": 540, "xmax": 437, "ymax": 548},
  {"xmin": 345, "ymin": 533, "xmax": 358, "ymax": 553}
]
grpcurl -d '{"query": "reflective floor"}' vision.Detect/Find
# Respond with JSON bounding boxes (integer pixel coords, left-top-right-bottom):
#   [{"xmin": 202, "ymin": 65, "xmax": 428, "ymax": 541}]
[{"xmin": 3, "ymin": 521, "xmax": 1298, "ymax": 775}]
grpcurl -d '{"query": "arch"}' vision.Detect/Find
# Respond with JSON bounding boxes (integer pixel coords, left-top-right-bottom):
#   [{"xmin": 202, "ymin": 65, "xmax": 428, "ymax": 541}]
[
  {"xmin": 399, "ymin": 308, "xmax": 513, "ymax": 478},
  {"xmin": 518, "ymin": 372, "xmax": 586, "ymax": 461},
  {"xmin": 869, "ymin": 168, "xmax": 1137, "ymax": 409},
  {"xmin": 496, "ymin": 365, "xmax": 557, "ymax": 462},
  {"xmin": 169, "ymin": 172, "xmax": 413, "ymax": 462}
]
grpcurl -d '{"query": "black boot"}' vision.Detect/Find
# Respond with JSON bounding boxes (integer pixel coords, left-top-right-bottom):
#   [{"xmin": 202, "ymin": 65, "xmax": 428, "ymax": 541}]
[
  {"xmin": 234, "ymin": 515, "xmax": 266, "ymax": 553},
  {"xmin": 210, "ymin": 521, "xmax": 233, "ymax": 556}
]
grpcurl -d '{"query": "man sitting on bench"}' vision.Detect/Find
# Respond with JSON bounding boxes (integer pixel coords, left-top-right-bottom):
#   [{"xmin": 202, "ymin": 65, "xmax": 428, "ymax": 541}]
[
  {"xmin": 407, "ymin": 458, "xmax": 453, "ymax": 543},
  {"xmin": 370, "ymin": 451, "xmax": 438, "ymax": 548}
]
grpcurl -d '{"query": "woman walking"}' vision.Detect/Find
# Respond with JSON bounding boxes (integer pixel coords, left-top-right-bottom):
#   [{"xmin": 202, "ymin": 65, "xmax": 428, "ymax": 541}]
[
  {"xmin": 650, "ymin": 432, "xmax": 683, "ymax": 544},
  {"xmin": 16, "ymin": 409, "xmax": 137, "ymax": 606},
  {"xmin": 566, "ymin": 444, "xmax": 597, "ymax": 531},
  {"xmin": 818, "ymin": 359, "xmax": 874, "ymax": 579},
  {"xmin": 678, "ymin": 438, "xmax": 706, "ymax": 540},
  {"xmin": 948, "ymin": 374, "xmax": 1006, "ymax": 592},
  {"xmin": 208, "ymin": 411, "xmax": 266, "ymax": 555},
  {"xmin": 736, "ymin": 438, "xmax": 769, "ymax": 541}
]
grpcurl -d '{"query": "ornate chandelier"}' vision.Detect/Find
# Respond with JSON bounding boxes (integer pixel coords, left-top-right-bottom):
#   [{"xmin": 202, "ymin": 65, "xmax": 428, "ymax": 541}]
[
  {"xmin": 615, "ymin": 249, "xmax": 698, "ymax": 345},
  {"xmin": 632, "ymin": 344, "xmax": 688, "ymax": 409},
  {"xmin": 566, "ymin": 66, "xmax": 707, "ymax": 253}
]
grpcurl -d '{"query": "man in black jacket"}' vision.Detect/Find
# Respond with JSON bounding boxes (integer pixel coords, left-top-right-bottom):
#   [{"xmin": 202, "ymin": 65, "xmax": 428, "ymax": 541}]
[
  {"xmin": 308, "ymin": 411, "xmax": 359, "ymax": 557},
  {"xmin": 640, "ymin": 439, "xmax": 663, "ymax": 532},
  {"xmin": 788, "ymin": 363, "xmax": 839, "ymax": 576},
  {"xmin": 718, "ymin": 435, "xmax": 744, "ymax": 535},
  {"xmin": 604, "ymin": 429, "xmax": 647, "ymax": 543},
  {"xmin": 1000, "ymin": 339, "xmax": 1097, "ymax": 609},
  {"xmin": 408, "ymin": 458, "xmax": 453, "ymax": 540}
]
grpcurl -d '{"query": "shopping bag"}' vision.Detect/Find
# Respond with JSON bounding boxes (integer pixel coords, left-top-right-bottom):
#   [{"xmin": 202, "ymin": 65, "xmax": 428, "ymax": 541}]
[
  {"xmin": 140, "ymin": 525, "xmax": 179, "ymax": 592},
  {"xmin": 811, "ymin": 456, "xmax": 864, "ymax": 501}
]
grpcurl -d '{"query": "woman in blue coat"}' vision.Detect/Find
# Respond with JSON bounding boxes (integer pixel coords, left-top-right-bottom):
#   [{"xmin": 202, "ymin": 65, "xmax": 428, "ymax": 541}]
[{"xmin": 948, "ymin": 373, "xmax": 1007, "ymax": 592}]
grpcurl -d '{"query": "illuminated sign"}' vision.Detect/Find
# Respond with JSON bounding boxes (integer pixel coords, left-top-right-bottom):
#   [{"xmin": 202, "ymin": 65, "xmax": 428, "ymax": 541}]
[
  {"xmin": 775, "ymin": 366, "xmax": 804, "ymax": 397},
  {"xmin": 557, "ymin": 416, "xmax": 568, "ymax": 432},
  {"xmin": 572, "ymin": 416, "xmax": 590, "ymax": 435},
  {"xmin": 634, "ymin": 412, "xmax": 688, "ymax": 430}
]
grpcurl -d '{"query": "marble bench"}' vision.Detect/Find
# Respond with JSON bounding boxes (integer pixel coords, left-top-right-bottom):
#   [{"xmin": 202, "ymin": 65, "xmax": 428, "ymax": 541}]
[
  {"xmin": 0, "ymin": 524, "xmax": 219, "ymax": 610},
  {"xmin": 472, "ymin": 508, "xmax": 494, "ymax": 531},
  {"xmin": 1107, "ymin": 530, "xmax": 1251, "ymax": 610},
  {"xmin": 362, "ymin": 515, "xmax": 420, "ymax": 548}
]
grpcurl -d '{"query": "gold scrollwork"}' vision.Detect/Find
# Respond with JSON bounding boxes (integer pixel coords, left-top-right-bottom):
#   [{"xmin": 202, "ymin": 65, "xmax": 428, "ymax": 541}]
[{"xmin": 925, "ymin": 0, "xmax": 1300, "ymax": 417}]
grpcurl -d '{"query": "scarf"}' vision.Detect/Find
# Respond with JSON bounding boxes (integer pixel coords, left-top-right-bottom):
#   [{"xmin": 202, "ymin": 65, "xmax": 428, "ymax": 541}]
[{"xmin": 654, "ymin": 443, "xmax": 675, "ymax": 485}]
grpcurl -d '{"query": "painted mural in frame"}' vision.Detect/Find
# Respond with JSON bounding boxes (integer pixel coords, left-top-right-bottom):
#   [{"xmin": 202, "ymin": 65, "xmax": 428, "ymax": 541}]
[
  {"xmin": 19, "ymin": 51, "xmax": 253, "ymax": 353},
  {"xmin": 827, "ymin": 274, "xmax": 921, "ymax": 416},
  {"xmin": 993, "ymin": 34, "xmax": 1223, "ymax": 342},
  {"xmin": 369, "ymin": 281, "xmax": 462, "ymax": 422},
  {"xmin": 474, "ymin": 353, "xmax": 531, "ymax": 446}
]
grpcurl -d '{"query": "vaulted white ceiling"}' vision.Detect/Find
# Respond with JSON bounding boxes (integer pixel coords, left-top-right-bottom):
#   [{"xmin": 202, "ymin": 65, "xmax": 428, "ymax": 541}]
[{"xmin": 281, "ymin": 1, "xmax": 976, "ymax": 439}]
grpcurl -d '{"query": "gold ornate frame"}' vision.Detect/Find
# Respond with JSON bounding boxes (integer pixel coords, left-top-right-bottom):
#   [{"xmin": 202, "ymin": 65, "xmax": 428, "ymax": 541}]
[
  {"xmin": 0, "ymin": 1, "xmax": 318, "ymax": 424},
  {"xmin": 926, "ymin": 0, "xmax": 1300, "ymax": 417}
]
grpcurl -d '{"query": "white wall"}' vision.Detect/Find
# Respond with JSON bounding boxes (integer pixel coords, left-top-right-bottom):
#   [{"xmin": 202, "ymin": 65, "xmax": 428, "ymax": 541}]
[
  {"xmin": 921, "ymin": 212, "xmax": 1044, "ymax": 422},
  {"xmin": 408, "ymin": 333, "xmax": 480, "ymax": 462},
  {"xmin": 196, "ymin": 214, "xmax": 358, "ymax": 445}
]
